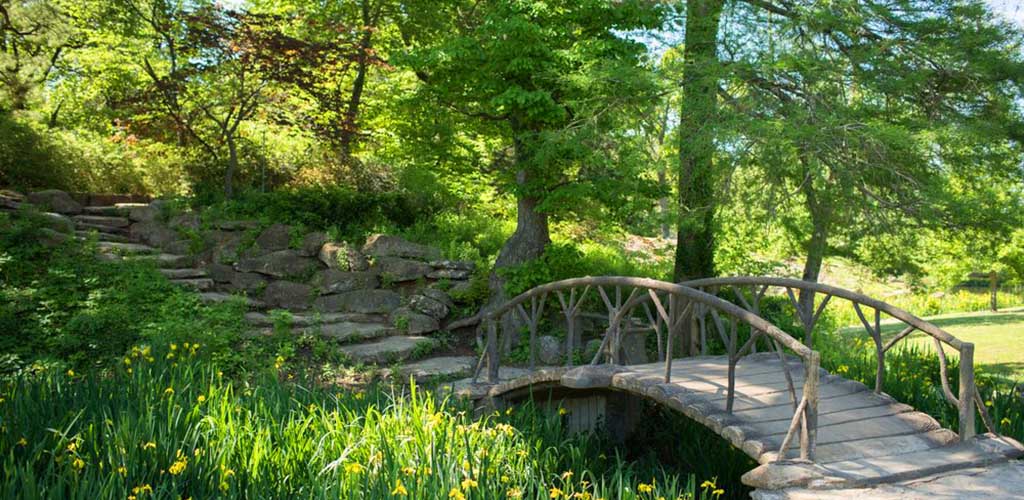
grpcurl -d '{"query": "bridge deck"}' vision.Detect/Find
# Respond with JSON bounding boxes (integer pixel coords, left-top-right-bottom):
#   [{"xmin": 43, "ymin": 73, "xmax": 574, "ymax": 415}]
[{"xmin": 475, "ymin": 354, "xmax": 1024, "ymax": 490}]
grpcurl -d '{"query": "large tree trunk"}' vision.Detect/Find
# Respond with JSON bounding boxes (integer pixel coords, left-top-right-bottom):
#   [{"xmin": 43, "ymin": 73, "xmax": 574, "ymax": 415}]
[
  {"xmin": 337, "ymin": 0, "xmax": 374, "ymax": 165},
  {"xmin": 674, "ymin": 0, "xmax": 724, "ymax": 281},
  {"xmin": 225, "ymin": 133, "xmax": 238, "ymax": 199},
  {"xmin": 797, "ymin": 157, "xmax": 833, "ymax": 347}
]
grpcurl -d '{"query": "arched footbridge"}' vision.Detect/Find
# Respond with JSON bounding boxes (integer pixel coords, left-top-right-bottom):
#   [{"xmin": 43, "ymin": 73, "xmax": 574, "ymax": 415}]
[{"xmin": 455, "ymin": 277, "xmax": 1024, "ymax": 491}]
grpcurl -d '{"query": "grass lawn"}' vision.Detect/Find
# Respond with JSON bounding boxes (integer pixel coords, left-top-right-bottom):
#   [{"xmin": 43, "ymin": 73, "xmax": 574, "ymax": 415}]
[{"xmin": 841, "ymin": 307, "xmax": 1024, "ymax": 379}]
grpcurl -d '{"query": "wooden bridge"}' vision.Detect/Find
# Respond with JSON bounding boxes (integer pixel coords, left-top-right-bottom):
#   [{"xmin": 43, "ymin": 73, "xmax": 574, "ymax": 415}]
[{"xmin": 456, "ymin": 277, "xmax": 1024, "ymax": 491}]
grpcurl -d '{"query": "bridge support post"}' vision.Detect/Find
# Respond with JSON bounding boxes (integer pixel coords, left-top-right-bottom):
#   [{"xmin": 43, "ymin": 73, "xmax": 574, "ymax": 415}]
[{"xmin": 958, "ymin": 343, "xmax": 976, "ymax": 440}]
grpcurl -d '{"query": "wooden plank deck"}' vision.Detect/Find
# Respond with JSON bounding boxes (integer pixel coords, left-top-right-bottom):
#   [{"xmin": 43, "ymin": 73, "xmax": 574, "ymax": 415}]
[{"xmin": 478, "ymin": 354, "xmax": 1024, "ymax": 491}]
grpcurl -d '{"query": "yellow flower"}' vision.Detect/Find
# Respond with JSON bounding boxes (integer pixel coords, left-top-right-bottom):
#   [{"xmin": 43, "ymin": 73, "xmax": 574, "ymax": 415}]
[
  {"xmin": 448, "ymin": 488, "xmax": 466, "ymax": 500},
  {"xmin": 131, "ymin": 484, "xmax": 153, "ymax": 495},
  {"xmin": 197, "ymin": 394, "xmax": 206, "ymax": 403},
  {"xmin": 1002, "ymin": 417, "xmax": 1012, "ymax": 427},
  {"xmin": 142, "ymin": 441, "xmax": 156, "ymax": 450},
  {"xmin": 402, "ymin": 466, "xmax": 417, "ymax": 475},
  {"xmin": 558, "ymin": 407, "xmax": 568, "ymax": 416},
  {"xmin": 127, "ymin": 368, "xmax": 132, "ymax": 374},
  {"xmin": 223, "ymin": 468, "xmax": 235, "ymax": 478},
  {"xmin": 166, "ymin": 352, "xmax": 175, "ymax": 360},
  {"xmin": 508, "ymin": 487, "xmax": 523, "ymax": 499},
  {"xmin": 354, "ymin": 392, "xmax": 365, "ymax": 400},
  {"xmin": 573, "ymin": 493, "xmax": 592, "ymax": 500},
  {"xmin": 72, "ymin": 457, "xmax": 85, "ymax": 470},
  {"xmin": 170, "ymin": 343, "xmax": 177, "ymax": 351},
  {"xmin": 700, "ymin": 480, "xmax": 715, "ymax": 489},
  {"xmin": 713, "ymin": 488, "xmax": 725, "ymax": 496},
  {"xmin": 500, "ymin": 475, "xmax": 510, "ymax": 483},
  {"xmin": 461, "ymin": 478, "xmax": 478, "ymax": 490},
  {"xmin": 67, "ymin": 441, "xmax": 77, "ymax": 453},
  {"xmin": 118, "ymin": 465, "xmax": 127, "ymax": 476},
  {"xmin": 561, "ymin": 470, "xmax": 573, "ymax": 480},
  {"xmin": 391, "ymin": 479, "xmax": 408, "ymax": 496},
  {"xmin": 516, "ymin": 449, "xmax": 528, "ymax": 458},
  {"xmin": 163, "ymin": 387, "xmax": 174, "ymax": 396},
  {"xmin": 638, "ymin": 482, "xmax": 654, "ymax": 493},
  {"xmin": 344, "ymin": 462, "xmax": 365, "ymax": 475},
  {"xmin": 123, "ymin": 357, "xmax": 131, "ymax": 366},
  {"xmin": 550, "ymin": 486, "xmax": 565, "ymax": 498},
  {"xmin": 16, "ymin": 437, "xmax": 27, "ymax": 446},
  {"xmin": 985, "ymin": 400, "xmax": 994, "ymax": 407},
  {"xmin": 66, "ymin": 369, "xmax": 75, "ymax": 377},
  {"xmin": 168, "ymin": 449, "xmax": 187, "ymax": 475}
]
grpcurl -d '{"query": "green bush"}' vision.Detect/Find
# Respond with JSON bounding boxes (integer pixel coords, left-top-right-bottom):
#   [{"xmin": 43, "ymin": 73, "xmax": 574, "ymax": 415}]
[{"xmin": 0, "ymin": 113, "xmax": 70, "ymax": 190}]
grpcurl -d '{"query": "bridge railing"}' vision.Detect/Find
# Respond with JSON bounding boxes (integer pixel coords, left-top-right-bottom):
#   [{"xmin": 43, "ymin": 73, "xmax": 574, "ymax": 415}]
[
  {"xmin": 679, "ymin": 277, "xmax": 994, "ymax": 439},
  {"xmin": 471, "ymin": 276, "xmax": 822, "ymax": 461}
]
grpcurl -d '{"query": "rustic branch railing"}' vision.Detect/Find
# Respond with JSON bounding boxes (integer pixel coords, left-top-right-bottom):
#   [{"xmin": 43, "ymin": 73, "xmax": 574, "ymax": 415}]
[
  {"xmin": 679, "ymin": 277, "xmax": 995, "ymax": 438},
  {"xmin": 471, "ymin": 276, "xmax": 821, "ymax": 461}
]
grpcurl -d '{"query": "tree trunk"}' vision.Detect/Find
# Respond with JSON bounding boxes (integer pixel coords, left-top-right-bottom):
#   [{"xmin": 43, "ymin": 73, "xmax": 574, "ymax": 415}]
[
  {"xmin": 658, "ymin": 166, "xmax": 671, "ymax": 239},
  {"xmin": 225, "ymin": 133, "xmax": 238, "ymax": 199},
  {"xmin": 674, "ymin": 0, "xmax": 724, "ymax": 281},
  {"xmin": 489, "ymin": 135, "xmax": 552, "ymax": 302},
  {"xmin": 989, "ymin": 270, "xmax": 998, "ymax": 312},
  {"xmin": 797, "ymin": 157, "xmax": 832, "ymax": 347},
  {"xmin": 337, "ymin": 1, "xmax": 374, "ymax": 165}
]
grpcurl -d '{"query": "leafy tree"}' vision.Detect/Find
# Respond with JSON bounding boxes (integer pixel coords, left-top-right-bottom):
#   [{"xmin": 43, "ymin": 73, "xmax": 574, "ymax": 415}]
[
  {"xmin": 0, "ymin": 0, "xmax": 76, "ymax": 112},
  {"xmin": 404, "ymin": 0, "xmax": 663, "ymax": 298}
]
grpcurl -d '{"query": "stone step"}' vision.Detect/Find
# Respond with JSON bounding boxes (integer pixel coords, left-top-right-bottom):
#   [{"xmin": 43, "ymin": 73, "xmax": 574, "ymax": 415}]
[
  {"xmin": 199, "ymin": 292, "xmax": 266, "ymax": 309},
  {"xmin": 75, "ymin": 222, "xmax": 129, "ymax": 235},
  {"xmin": 76, "ymin": 230, "xmax": 133, "ymax": 243},
  {"xmin": 243, "ymin": 311, "xmax": 385, "ymax": 328},
  {"xmin": 96, "ymin": 241, "xmax": 157, "ymax": 255},
  {"xmin": 72, "ymin": 215, "xmax": 131, "ymax": 228},
  {"xmin": 339, "ymin": 336, "xmax": 440, "ymax": 364},
  {"xmin": 398, "ymin": 356, "xmax": 477, "ymax": 383},
  {"xmin": 159, "ymin": 268, "xmax": 208, "ymax": 279},
  {"xmin": 129, "ymin": 253, "xmax": 193, "ymax": 269},
  {"xmin": 170, "ymin": 278, "xmax": 215, "ymax": 291},
  {"xmin": 82, "ymin": 205, "xmax": 131, "ymax": 217},
  {"xmin": 247, "ymin": 321, "xmax": 396, "ymax": 343}
]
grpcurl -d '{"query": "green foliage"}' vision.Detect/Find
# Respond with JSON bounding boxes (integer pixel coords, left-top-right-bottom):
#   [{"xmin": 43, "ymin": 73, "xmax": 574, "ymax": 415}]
[
  {"xmin": 499, "ymin": 241, "xmax": 667, "ymax": 297},
  {"xmin": 0, "ymin": 355, "xmax": 732, "ymax": 499},
  {"xmin": 0, "ymin": 113, "xmax": 70, "ymax": 190}
]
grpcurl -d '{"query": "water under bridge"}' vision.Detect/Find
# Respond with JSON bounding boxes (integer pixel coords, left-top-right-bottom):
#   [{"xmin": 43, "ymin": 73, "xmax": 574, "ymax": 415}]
[{"xmin": 450, "ymin": 277, "xmax": 1024, "ymax": 492}]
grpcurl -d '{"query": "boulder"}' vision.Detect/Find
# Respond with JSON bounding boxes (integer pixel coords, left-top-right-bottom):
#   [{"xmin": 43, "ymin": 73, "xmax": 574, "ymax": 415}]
[
  {"xmin": 130, "ymin": 221, "xmax": 180, "ymax": 248},
  {"xmin": 39, "ymin": 212, "xmax": 74, "ymax": 234},
  {"xmin": 318, "ymin": 241, "xmax": 369, "ymax": 271},
  {"xmin": 128, "ymin": 205, "xmax": 158, "ymax": 223},
  {"xmin": 216, "ymin": 220, "xmax": 260, "ymax": 231},
  {"xmin": 538, "ymin": 335, "xmax": 562, "ymax": 365},
  {"xmin": 363, "ymin": 234, "xmax": 441, "ymax": 261},
  {"xmin": 419, "ymin": 288, "xmax": 454, "ymax": 309},
  {"xmin": 39, "ymin": 227, "xmax": 71, "ymax": 247},
  {"xmin": 427, "ymin": 269, "xmax": 471, "ymax": 280},
  {"xmin": 315, "ymin": 269, "xmax": 379, "ymax": 295},
  {"xmin": 339, "ymin": 336, "xmax": 439, "ymax": 364},
  {"xmin": 409, "ymin": 293, "xmax": 449, "ymax": 320},
  {"xmin": 0, "ymin": 190, "xmax": 24, "ymax": 210},
  {"xmin": 389, "ymin": 307, "xmax": 440, "ymax": 335},
  {"xmin": 314, "ymin": 289, "xmax": 402, "ymax": 314},
  {"xmin": 228, "ymin": 272, "xmax": 268, "ymax": 294},
  {"xmin": 374, "ymin": 256, "xmax": 431, "ymax": 283},
  {"xmin": 399, "ymin": 356, "xmax": 476, "ymax": 383},
  {"xmin": 235, "ymin": 250, "xmax": 321, "ymax": 279},
  {"xmin": 299, "ymin": 231, "xmax": 327, "ymax": 257},
  {"xmin": 206, "ymin": 263, "xmax": 236, "ymax": 283},
  {"xmin": 161, "ymin": 239, "xmax": 193, "ymax": 255},
  {"xmin": 262, "ymin": 280, "xmax": 313, "ymax": 310},
  {"xmin": 203, "ymin": 230, "xmax": 244, "ymax": 263},
  {"xmin": 168, "ymin": 213, "xmax": 200, "ymax": 230},
  {"xmin": 429, "ymin": 260, "xmax": 475, "ymax": 271},
  {"xmin": 27, "ymin": 190, "xmax": 81, "ymax": 214},
  {"xmin": 256, "ymin": 223, "xmax": 292, "ymax": 251}
]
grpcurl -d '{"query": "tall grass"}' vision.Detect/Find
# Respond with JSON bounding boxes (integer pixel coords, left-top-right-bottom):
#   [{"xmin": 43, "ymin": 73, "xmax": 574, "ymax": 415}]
[{"xmin": 0, "ymin": 347, "xmax": 732, "ymax": 499}]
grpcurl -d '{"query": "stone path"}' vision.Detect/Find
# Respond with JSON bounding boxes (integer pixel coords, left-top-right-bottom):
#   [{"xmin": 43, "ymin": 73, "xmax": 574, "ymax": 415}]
[
  {"xmin": 468, "ymin": 354, "xmax": 1024, "ymax": 491},
  {"xmin": 65, "ymin": 200, "xmax": 474, "ymax": 382}
]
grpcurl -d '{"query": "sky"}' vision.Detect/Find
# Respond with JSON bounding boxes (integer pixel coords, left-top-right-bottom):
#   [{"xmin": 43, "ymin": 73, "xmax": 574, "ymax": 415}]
[{"xmin": 987, "ymin": 0, "xmax": 1024, "ymax": 27}]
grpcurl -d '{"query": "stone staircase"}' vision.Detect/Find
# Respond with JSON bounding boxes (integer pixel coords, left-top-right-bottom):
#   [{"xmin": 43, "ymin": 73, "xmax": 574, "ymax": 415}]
[{"xmin": 14, "ymin": 192, "xmax": 479, "ymax": 383}]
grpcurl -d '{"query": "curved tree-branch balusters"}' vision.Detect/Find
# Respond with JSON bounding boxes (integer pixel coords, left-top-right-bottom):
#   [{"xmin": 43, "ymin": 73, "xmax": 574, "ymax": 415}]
[
  {"xmin": 680, "ymin": 277, "xmax": 995, "ymax": 438},
  {"xmin": 471, "ymin": 276, "xmax": 821, "ymax": 461}
]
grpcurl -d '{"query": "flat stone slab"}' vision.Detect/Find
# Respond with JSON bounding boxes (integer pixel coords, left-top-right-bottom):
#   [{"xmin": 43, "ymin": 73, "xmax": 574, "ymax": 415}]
[
  {"xmin": 96, "ymin": 241, "xmax": 157, "ymax": 254},
  {"xmin": 243, "ymin": 311, "xmax": 383, "ymax": 328},
  {"xmin": 339, "ymin": 336, "xmax": 439, "ymax": 364},
  {"xmin": 159, "ymin": 268, "xmax": 208, "ymax": 279},
  {"xmin": 76, "ymin": 230, "xmax": 132, "ymax": 243},
  {"xmin": 73, "ymin": 215, "xmax": 131, "ymax": 227},
  {"xmin": 199, "ymin": 292, "xmax": 265, "ymax": 309},
  {"xmin": 170, "ymin": 278, "xmax": 215, "ymax": 291},
  {"xmin": 398, "ymin": 356, "xmax": 477, "ymax": 383}
]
